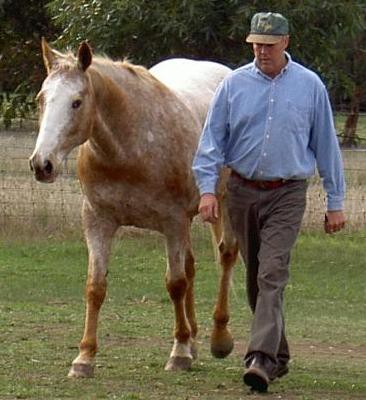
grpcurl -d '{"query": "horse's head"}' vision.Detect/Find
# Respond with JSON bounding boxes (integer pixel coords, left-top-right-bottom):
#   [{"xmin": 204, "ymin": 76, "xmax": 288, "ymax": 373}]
[{"xmin": 30, "ymin": 39, "xmax": 94, "ymax": 183}]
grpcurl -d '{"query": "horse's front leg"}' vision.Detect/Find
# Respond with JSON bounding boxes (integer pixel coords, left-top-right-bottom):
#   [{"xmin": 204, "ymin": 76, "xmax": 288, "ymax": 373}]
[
  {"xmin": 164, "ymin": 224, "xmax": 195, "ymax": 371},
  {"xmin": 68, "ymin": 204, "xmax": 118, "ymax": 378}
]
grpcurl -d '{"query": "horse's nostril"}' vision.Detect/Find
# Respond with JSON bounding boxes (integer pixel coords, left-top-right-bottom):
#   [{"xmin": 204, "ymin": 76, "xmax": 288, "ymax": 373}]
[{"xmin": 44, "ymin": 160, "xmax": 53, "ymax": 174}]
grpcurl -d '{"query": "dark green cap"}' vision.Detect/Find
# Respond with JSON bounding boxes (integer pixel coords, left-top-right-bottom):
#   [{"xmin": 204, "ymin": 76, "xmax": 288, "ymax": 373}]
[{"xmin": 246, "ymin": 12, "xmax": 289, "ymax": 44}]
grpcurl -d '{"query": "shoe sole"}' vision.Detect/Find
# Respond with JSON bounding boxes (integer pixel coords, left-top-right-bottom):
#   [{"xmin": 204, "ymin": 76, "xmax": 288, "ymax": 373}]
[{"xmin": 243, "ymin": 367, "xmax": 269, "ymax": 393}]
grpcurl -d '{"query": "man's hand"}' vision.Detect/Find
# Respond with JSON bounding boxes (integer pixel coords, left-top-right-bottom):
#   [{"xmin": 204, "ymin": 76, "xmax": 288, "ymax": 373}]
[
  {"xmin": 198, "ymin": 193, "xmax": 219, "ymax": 224},
  {"xmin": 324, "ymin": 210, "xmax": 346, "ymax": 234}
]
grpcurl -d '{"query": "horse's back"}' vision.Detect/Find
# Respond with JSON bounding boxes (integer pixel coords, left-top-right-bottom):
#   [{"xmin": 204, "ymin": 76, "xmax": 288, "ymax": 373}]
[{"xmin": 149, "ymin": 58, "xmax": 231, "ymax": 124}]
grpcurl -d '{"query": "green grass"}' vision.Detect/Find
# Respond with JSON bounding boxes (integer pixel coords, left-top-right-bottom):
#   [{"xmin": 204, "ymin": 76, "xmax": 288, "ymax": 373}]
[{"xmin": 0, "ymin": 230, "xmax": 365, "ymax": 399}]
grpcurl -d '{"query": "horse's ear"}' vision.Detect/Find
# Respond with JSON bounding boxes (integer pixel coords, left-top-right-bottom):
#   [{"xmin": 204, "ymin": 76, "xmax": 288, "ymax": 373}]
[
  {"xmin": 41, "ymin": 37, "xmax": 67, "ymax": 73},
  {"xmin": 77, "ymin": 41, "xmax": 92, "ymax": 72},
  {"xmin": 41, "ymin": 37, "xmax": 55, "ymax": 74}
]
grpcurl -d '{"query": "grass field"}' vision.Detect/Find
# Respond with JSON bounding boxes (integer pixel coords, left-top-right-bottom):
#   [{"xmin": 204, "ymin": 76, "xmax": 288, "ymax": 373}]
[
  {"xmin": 0, "ymin": 117, "xmax": 365, "ymax": 399},
  {"xmin": 0, "ymin": 229, "xmax": 365, "ymax": 400}
]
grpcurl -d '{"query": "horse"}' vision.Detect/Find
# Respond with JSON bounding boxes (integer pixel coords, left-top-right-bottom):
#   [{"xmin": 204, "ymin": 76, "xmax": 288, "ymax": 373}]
[{"xmin": 29, "ymin": 38, "xmax": 239, "ymax": 378}]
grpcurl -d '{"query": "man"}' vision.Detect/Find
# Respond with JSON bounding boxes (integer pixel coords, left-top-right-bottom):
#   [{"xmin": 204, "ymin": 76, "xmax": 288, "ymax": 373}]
[{"xmin": 192, "ymin": 12, "xmax": 346, "ymax": 393}]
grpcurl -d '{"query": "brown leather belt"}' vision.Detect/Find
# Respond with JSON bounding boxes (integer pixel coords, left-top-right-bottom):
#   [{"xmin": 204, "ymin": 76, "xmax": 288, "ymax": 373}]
[{"xmin": 231, "ymin": 170, "xmax": 295, "ymax": 190}]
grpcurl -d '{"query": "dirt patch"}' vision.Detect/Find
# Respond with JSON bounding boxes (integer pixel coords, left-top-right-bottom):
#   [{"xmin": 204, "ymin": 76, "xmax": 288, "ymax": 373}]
[
  {"xmin": 231, "ymin": 339, "xmax": 366, "ymax": 360},
  {"xmin": 100, "ymin": 335, "xmax": 365, "ymax": 399}
]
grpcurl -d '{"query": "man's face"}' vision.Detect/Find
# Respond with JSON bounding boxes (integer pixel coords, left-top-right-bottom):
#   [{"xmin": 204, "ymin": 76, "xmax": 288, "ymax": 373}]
[{"xmin": 252, "ymin": 36, "xmax": 289, "ymax": 78}]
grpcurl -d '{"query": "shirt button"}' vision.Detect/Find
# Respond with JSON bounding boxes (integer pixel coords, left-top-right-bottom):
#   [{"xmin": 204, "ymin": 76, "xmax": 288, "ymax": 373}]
[
  {"xmin": 270, "ymin": 98, "xmax": 274, "ymax": 102},
  {"xmin": 266, "ymin": 135, "xmax": 270, "ymax": 139},
  {"xmin": 269, "ymin": 116, "xmax": 272, "ymax": 120},
  {"xmin": 263, "ymin": 152, "xmax": 267, "ymax": 157}
]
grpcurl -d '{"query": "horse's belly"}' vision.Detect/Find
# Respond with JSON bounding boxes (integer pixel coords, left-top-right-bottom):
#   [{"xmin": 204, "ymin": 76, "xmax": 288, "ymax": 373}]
[{"xmin": 82, "ymin": 183, "xmax": 197, "ymax": 233}]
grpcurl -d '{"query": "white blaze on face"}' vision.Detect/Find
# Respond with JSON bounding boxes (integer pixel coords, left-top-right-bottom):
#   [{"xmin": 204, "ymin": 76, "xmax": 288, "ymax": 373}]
[{"xmin": 35, "ymin": 74, "xmax": 84, "ymax": 163}]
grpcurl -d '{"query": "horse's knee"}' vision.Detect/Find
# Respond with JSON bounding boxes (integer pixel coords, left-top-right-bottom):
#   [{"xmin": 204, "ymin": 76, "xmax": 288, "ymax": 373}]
[
  {"xmin": 86, "ymin": 279, "xmax": 107, "ymax": 308},
  {"xmin": 218, "ymin": 240, "xmax": 238, "ymax": 267},
  {"xmin": 184, "ymin": 251, "xmax": 195, "ymax": 280},
  {"xmin": 166, "ymin": 277, "xmax": 188, "ymax": 300}
]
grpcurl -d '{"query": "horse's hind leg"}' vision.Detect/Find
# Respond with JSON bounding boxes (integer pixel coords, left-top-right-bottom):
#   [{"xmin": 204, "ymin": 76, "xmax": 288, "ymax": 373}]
[
  {"xmin": 164, "ymin": 221, "xmax": 195, "ymax": 371},
  {"xmin": 68, "ymin": 204, "xmax": 118, "ymax": 378},
  {"xmin": 210, "ymin": 204, "xmax": 239, "ymax": 358}
]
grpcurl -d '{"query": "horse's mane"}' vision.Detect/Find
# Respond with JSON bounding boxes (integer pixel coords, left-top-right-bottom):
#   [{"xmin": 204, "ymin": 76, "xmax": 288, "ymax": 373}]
[
  {"xmin": 92, "ymin": 56, "xmax": 155, "ymax": 83},
  {"xmin": 52, "ymin": 50, "xmax": 157, "ymax": 86}
]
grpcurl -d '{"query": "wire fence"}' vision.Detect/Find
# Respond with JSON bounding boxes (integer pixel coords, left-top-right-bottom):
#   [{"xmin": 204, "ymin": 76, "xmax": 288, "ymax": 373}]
[{"xmin": 1, "ymin": 129, "xmax": 366, "ymax": 239}]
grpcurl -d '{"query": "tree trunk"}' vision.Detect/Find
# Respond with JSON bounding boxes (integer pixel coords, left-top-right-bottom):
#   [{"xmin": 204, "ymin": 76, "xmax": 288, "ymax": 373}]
[{"xmin": 342, "ymin": 86, "xmax": 362, "ymax": 148}]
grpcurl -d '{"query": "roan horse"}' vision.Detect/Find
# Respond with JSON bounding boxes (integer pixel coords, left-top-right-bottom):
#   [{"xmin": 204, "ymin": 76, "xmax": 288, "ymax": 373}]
[{"xmin": 29, "ymin": 39, "xmax": 239, "ymax": 377}]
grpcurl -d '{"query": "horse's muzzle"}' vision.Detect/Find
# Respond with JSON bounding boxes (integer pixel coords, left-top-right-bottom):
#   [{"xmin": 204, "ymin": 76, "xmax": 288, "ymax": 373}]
[{"xmin": 29, "ymin": 154, "xmax": 57, "ymax": 183}]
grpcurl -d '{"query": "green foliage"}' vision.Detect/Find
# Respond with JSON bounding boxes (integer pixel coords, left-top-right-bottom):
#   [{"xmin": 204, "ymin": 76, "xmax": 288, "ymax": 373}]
[
  {"xmin": 44, "ymin": 0, "xmax": 366, "ymax": 146},
  {"xmin": 0, "ymin": 0, "xmax": 56, "ymax": 92},
  {"xmin": 0, "ymin": 94, "xmax": 16, "ymax": 129},
  {"xmin": 0, "ymin": 0, "xmax": 55, "ymax": 126},
  {"xmin": 0, "ymin": 86, "xmax": 36, "ymax": 129},
  {"xmin": 1, "ymin": 0, "xmax": 365, "ymax": 127},
  {"xmin": 45, "ymin": 1, "xmax": 366, "ymax": 74},
  {"xmin": 45, "ymin": 0, "xmax": 245, "ymax": 66}
]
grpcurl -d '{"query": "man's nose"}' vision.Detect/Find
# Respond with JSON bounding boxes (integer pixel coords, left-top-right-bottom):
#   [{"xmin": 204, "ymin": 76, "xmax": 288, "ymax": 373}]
[{"xmin": 260, "ymin": 45, "xmax": 267, "ymax": 54}]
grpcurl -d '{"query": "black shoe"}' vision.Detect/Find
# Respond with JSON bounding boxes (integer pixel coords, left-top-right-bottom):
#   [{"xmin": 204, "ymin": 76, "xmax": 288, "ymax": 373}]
[
  {"xmin": 277, "ymin": 362, "xmax": 289, "ymax": 378},
  {"xmin": 243, "ymin": 353, "xmax": 270, "ymax": 393},
  {"xmin": 269, "ymin": 361, "xmax": 289, "ymax": 381}
]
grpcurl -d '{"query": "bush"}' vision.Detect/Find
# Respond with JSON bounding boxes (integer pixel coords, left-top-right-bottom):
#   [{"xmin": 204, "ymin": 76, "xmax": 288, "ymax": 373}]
[{"xmin": 0, "ymin": 85, "xmax": 36, "ymax": 129}]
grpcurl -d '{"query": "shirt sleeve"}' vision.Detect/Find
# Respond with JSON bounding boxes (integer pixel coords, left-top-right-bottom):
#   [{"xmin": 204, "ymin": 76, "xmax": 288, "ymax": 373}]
[
  {"xmin": 309, "ymin": 84, "xmax": 346, "ymax": 210},
  {"xmin": 192, "ymin": 79, "xmax": 230, "ymax": 195}
]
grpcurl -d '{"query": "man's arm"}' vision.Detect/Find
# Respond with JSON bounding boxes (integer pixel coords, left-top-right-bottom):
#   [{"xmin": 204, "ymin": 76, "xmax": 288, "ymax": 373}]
[
  {"xmin": 309, "ymin": 84, "xmax": 346, "ymax": 232},
  {"xmin": 192, "ymin": 79, "xmax": 230, "ymax": 196}
]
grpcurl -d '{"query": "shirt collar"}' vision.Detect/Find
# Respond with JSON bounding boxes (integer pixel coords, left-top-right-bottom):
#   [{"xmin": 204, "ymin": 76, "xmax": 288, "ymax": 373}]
[{"xmin": 253, "ymin": 51, "xmax": 292, "ymax": 80}]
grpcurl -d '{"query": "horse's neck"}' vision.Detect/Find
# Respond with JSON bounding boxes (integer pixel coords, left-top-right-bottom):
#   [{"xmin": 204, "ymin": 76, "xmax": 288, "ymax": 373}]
[{"xmin": 87, "ymin": 66, "xmax": 143, "ymax": 160}]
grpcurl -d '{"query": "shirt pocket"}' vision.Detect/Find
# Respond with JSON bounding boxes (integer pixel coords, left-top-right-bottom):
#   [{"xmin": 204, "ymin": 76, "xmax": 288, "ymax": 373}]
[{"xmin": 286, "ymin": 100, "xmax": 312, "ymax": 136}]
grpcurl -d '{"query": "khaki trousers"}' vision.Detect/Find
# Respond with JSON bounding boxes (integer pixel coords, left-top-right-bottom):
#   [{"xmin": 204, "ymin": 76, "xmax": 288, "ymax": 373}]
[{"xmin": 226, "ymin": 173, "xmax": 307, "ymax": 365}]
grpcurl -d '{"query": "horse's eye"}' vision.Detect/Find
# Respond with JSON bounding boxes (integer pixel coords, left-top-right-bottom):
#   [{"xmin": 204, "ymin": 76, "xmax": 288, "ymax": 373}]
[{"xmin": 72, "ymin": 99, "xmax": 82, "ymax": 109}]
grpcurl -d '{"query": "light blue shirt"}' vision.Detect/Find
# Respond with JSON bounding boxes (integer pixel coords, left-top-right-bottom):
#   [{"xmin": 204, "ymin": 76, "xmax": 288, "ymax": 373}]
[{"xmin": 192, "ymin": 53, "xmax": 345, "ymax": 210}]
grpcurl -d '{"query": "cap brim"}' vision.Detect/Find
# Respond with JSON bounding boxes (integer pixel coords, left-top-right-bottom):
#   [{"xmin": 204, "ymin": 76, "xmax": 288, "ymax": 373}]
[{"xmin": 246, "ymin": 34, "xmax": 284, "ymax": 44}]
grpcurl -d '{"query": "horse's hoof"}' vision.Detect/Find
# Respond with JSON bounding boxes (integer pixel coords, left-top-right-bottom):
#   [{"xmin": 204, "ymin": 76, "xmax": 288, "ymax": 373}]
[
  {"xmin": 164, "ymin": 356, "xmax": 192, "ymax": 371},
  {"xmin": 68, "ymin": 362, "xmax": 94, "ymax": 378},
  {"xmin": 210, "ymin": 328, "xmax": 234, "ymax": 358}
]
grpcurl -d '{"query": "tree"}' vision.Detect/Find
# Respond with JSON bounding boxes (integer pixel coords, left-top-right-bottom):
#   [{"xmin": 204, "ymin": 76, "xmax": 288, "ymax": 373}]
[
  {"xmin": 0, "ymin": 0, "xmax": 58, "ymax": 93},
  {"xmin": 45, "ymin": 0, "xmax": 245, "ymax": 67},
  {"xmin": 1, "ymin": 0, "xmax": 365, "ymax": 140},
  {"xmin": 282, "ymin": 0, "xmax": 366, "ymax": 148},
  {"xmin": 336, "ymin": 31, "xmax": 366, "ymax": 147}
]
